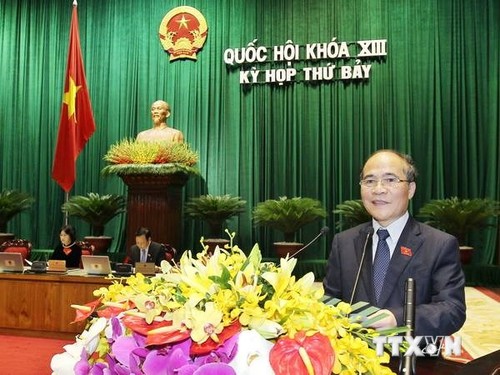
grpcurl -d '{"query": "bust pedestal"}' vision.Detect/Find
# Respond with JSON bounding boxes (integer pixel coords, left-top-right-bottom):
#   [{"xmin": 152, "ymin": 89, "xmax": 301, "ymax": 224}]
[{"xmin": 119, "ymin": 173, "xmax": 189, "ymax": 254}]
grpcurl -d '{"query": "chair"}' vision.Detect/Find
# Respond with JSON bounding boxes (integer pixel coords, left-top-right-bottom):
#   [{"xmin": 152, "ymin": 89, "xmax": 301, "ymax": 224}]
[
  {"xmin": 0, "ymin": 239, "xmax": 33, "ymax": 262},
  {"xmin": 162, "ymin": 243, "xmax": 177, "ymax": 266},
  {"xmin": 76, "ymin": 240, "xmax": 94, "ymax": 268},
  {"xmin": 123, "ymin": 254, "xmax": 133, "ymax": 264}
]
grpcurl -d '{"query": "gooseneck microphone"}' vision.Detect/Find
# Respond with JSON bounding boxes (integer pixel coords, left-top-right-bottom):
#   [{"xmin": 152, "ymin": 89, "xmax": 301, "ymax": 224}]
[
  {"xmin": 349, "ymin": 227, "xmax": 374, "ymax": 305},
  {"xmin": 289, "ymin": 226, "xmax": 330, "ymax": 258},
  {"xmin": 400, "ymin": 278, "xmax": 416, "ymax": 375}
]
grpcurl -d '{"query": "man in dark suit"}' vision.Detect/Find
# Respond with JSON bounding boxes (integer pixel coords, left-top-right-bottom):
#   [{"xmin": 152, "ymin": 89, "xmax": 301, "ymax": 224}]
[
  {"xmin": 324, "ymin": 150, "xmax": 466, "ymax": 336},
  {"xmin": 129, "ymin": 227, "xmax": 165, "ymax": 266}
]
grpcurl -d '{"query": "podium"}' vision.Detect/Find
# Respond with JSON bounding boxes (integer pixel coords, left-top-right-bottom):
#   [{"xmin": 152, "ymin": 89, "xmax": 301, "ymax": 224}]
[{"xmin": 120, "ymin": 172, "xmax": 189, "ymax": 254}]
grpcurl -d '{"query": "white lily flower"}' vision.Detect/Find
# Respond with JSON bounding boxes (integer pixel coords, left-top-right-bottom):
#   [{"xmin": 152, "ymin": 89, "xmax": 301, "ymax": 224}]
[
  {"xmin": 50, "ymin": 317, "xmax": 108, "ymax": 374},
  {"xmin": 50, "ymin": 342, "xmax": 85, "ymax": 375},
  {"xmin": 229, "ymin": 330, "xmax": 275, "ymax": 375}
]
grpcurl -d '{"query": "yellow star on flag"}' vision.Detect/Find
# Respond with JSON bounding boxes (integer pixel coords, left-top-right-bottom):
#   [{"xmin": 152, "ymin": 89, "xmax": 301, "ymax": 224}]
[{"xmin": 63, "ymin": 76, "xmax": 81, "ymax": 120}]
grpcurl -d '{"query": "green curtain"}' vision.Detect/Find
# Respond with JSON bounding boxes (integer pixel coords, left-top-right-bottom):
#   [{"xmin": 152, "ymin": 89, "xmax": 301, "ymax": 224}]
[{"xmin": 0, "ymin": 0, "xmax": 498, "ymax": 263}]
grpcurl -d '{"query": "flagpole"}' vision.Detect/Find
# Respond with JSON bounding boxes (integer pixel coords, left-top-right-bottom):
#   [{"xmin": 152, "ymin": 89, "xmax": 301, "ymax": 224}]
[{"xmin": 64, "ymin": 192, "xmax": 69, "ymax": 225}]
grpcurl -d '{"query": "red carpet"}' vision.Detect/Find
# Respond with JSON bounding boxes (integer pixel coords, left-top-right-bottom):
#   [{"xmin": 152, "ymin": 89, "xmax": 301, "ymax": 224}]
[{"xmin": 0, "ymin": 335, "xmax": 73, "ymax": 375}]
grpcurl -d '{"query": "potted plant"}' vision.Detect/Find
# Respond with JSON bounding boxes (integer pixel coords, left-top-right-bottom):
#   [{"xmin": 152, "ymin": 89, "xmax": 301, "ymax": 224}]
[
  {"xmin": 333, "ymin": 199, "xmax": 371, "ymax": 231},
  {"xmin": 0, "ymin": 189, "xmax": 35, "ymax": 244},
  {"xmin": 185, "ymin": 194, "xmax": 246, "ymax": 252},
  {"xmin": 252, "ymin": 196, "xmax": 327, "ymax": 258},
  {"xmin": 417, "ymin": 196, "xmax": 500, "ymax": 264},
  {"xmin": 61, "ymin": 192, "xmax": 126, "ymax": 254}
]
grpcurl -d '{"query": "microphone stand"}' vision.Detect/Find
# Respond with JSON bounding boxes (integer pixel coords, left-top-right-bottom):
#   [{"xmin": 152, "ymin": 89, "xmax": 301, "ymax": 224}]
[
  {"xmin": 400, "ymin": 278, "xmax": 416, "ymax": 375},
  {"xmin": 289, "ymin": 227, "xmax": 329, "ymax": 258},
  {"xmin": 349, "ymin": 228, "xmax": 374, "ymax": 305}
]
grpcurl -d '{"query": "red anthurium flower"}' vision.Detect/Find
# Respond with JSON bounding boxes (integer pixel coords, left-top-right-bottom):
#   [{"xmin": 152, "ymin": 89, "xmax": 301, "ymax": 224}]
[
  {"xmin": 269, "ymin": 331, "xmax": 335, "ymax": 375},
  {"xmin": 122, "ymin": 315, "xmax": 174, "ymax": 336},
  {"xmin": 97, "ymin": 306, "xmax": 126, "ymax": 319},
  {"xmin": 146, "ymin": 326, "xmax": 191, "ymax": 346},
  {"xmin": 70, "ymin": 298, "xmax": 102, "ymax": 323},
  {"xmin": 190, "ymin": 321, "xmax": 242, "ymax": 356},
  {"xmin": 97, "ymin": 301, "xmax": 134, "ymax": 319}
]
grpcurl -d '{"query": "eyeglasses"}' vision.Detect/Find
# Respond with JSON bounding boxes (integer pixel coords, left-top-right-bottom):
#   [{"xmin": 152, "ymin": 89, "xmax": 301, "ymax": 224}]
[{"xmin": 359, "ymin": 177, "xmax": 411, "ymax": 188}]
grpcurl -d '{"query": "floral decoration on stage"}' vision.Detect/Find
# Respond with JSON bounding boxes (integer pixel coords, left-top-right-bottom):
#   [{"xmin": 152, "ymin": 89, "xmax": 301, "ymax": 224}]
[
  {"xmin": 101, "ymin": 139, "xmax": 199, "ymax": 176},
  {"xmin": 51, "ymin": 236, "xmax": 395, "ymax": 375}
]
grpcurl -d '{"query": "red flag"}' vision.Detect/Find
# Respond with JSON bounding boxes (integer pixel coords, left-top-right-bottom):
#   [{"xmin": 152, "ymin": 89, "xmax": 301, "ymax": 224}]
[{"xmin": 52, "ymin": 4, "xmax": 96, "ymax": 192}]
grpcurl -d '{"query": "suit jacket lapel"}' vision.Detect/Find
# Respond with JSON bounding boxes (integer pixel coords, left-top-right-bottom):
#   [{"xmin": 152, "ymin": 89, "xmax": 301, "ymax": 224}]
[{"xmin": 377, "ymin": 217, "xmax": 423, "ymax": 306}]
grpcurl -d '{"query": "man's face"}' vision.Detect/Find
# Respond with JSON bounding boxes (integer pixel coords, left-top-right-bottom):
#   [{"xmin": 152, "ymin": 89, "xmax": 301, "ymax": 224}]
[
  {"xmin": 135, "ymin": 235, "xmax": 151, "ymax": 250},
  {"xmin": 360, "ymin": 152, "xmax": 416, "ymax": 227},
  {"xmin": 151, "ymin": 101, "xmax": 169, "ymax": 124}
]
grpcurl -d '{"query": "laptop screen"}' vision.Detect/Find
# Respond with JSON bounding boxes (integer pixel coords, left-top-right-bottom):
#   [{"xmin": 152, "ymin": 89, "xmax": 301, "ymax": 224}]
[
  {"xmin": 81, "ymin": 255, "xmax": 112, "ymax": 275},
  {"xmin": 135, "ymin": 262, "xmax": 156, "ymax": 276},
  {"xmin": 0, "ymin": 252, "xmax": 25, "ymax": 272}
]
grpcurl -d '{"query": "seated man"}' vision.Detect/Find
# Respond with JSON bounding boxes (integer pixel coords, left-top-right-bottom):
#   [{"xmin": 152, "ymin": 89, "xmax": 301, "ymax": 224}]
[
  {"xmin": 136, "ymin": 100, "xmax": 184, "ymax": 143},
  {"xmin": 129, "ymin": 227, "xmax": 165, "ymax": 266}
]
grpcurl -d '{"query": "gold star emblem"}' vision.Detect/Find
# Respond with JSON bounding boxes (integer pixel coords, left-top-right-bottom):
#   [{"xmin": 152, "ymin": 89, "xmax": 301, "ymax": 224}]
[
  {"xmin": 63, "ymin": 76, "xmax": 81, "ymax": 119},
  {"xmin": 176, "ymin": 15, "xmax": 190, "ymax": 29}
]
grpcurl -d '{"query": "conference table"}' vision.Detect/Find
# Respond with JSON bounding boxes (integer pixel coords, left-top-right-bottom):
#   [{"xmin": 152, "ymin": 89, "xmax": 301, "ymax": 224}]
[
  {"xmin": 388, "ymin": 356, "xmax": 465, "ymax": 374},
  {"xmin": 0, "ymin": 271, "xmax": 111, "ymax": 339}
]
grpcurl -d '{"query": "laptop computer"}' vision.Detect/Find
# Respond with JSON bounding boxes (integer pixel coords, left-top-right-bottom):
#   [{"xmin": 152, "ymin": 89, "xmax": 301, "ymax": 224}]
[
  {"xmin": 135, "ymin": 262, "xmax": 156, "ymax": 276},
  {"xmin": 81, "ymin": 255, "xmax": 113, "ymax": 276},
  {"xmin": 0, "ymin": 252, "xmax": 25, "ymax": 273}
]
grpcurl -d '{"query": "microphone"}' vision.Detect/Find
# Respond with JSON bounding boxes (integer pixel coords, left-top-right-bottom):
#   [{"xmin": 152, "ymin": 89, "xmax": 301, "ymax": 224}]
[
  {"xmin": 400, "ymin": 278, "xmax": 416, "ymax": 375},
  {"xmin": 289, "ymin": 226, "xmax": 329, "ymax": 258},
  {"xmin": 349, "ymin": 227, "xmax": 374, "ymax": 305}
]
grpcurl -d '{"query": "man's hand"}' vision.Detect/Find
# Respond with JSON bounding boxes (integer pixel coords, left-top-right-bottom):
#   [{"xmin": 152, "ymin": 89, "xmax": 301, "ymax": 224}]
[{"xmin": 368, "ymin": 309, "xmax": 397, "ymax": 330}]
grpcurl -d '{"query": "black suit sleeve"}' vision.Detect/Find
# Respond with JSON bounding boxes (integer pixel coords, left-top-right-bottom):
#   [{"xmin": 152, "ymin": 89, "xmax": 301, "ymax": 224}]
[{"xmin": 151, "ymin": 242, "xmax": 166, "ymax": 266}]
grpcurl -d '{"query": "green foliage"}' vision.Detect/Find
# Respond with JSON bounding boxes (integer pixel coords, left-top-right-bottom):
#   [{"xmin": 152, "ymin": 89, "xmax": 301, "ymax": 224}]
[
  {"xmin": 417, "ymin": 197, "xmax": 500, "ymax": 245},
  {"xmin": 61, "ymin": 193, "xmax": 126, "ymax": 236},
  {"xmin": 333, "ymin": 199, "xmax": 371, "ymax": 231},
  {"xmin": 0, "ymin": 189, "xmax": 35, "ymax": 232},
  {"xmin": 103, "ymin": 138, "xmax": 199, "ymax": 166},
  {"xmin": 185, "ymin": 194, "xmax": 246, "ymax": 238},
  {"xmin": 252, "ymin": 196, "xmax": 327, "ymax": 242},
  {"xmin": 102, "ymin": 139, "xmax": 199, "ymax": 177}
]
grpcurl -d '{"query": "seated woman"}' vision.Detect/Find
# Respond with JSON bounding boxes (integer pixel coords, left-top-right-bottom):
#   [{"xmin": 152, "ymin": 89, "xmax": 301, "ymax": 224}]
[{"xmin": 50, "ymin": 224, "xmax": 82, "ymax": 268}]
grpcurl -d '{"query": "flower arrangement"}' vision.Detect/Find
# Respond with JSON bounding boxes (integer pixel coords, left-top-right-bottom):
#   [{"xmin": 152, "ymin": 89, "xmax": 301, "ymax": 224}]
[
  {"xmin": 51, "ymin": 235, "xmax": 396, "ymax": 375},
  {"xmin": 101, "ymin": 139, "xmax": 199, "ymax": 176}
]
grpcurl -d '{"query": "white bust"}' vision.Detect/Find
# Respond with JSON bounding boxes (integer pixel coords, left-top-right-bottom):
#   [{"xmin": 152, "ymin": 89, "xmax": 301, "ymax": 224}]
[{"xmin": 136, "ymin": 100, "xmax": 184, "ymax": 143}]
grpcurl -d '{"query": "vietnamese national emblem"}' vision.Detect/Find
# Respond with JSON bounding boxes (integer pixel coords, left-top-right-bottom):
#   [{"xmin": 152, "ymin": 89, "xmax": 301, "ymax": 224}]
[{"xmin": 159, "ymin": 6, "xmax": 208, "ymax": 61}]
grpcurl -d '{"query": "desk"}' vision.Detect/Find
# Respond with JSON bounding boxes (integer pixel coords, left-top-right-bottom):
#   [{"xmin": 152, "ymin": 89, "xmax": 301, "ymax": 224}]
[
  {"xmin": 388, "ymin": 356, "xmax": 465, "ymax": 375},
  {"xmin": 456, "ymin": 349, "xmax": 500, "ymax": 374},
  {"xmin": 30, "ymin": 249, "xmax": 126, "ymax": 263},
  {"xmin": 0, "ymin": 273, "xmax": 111, "ymax": 339}
]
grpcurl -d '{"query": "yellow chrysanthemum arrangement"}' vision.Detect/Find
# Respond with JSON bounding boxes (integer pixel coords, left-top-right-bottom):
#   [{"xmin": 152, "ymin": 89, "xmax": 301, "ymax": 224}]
[
  {"xmin": 101, "ymin": 138, "xmax": 199, "ymax": 176},
  {"xmin": 81, "ymin": 235, "xmax": 395, "ymax": 375}
]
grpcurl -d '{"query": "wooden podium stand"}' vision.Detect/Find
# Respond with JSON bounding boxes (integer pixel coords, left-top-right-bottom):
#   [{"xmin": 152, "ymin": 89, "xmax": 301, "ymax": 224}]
[{"xmin": 120, "ymin": 173, "xmax": 189, "ymax": 254}]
